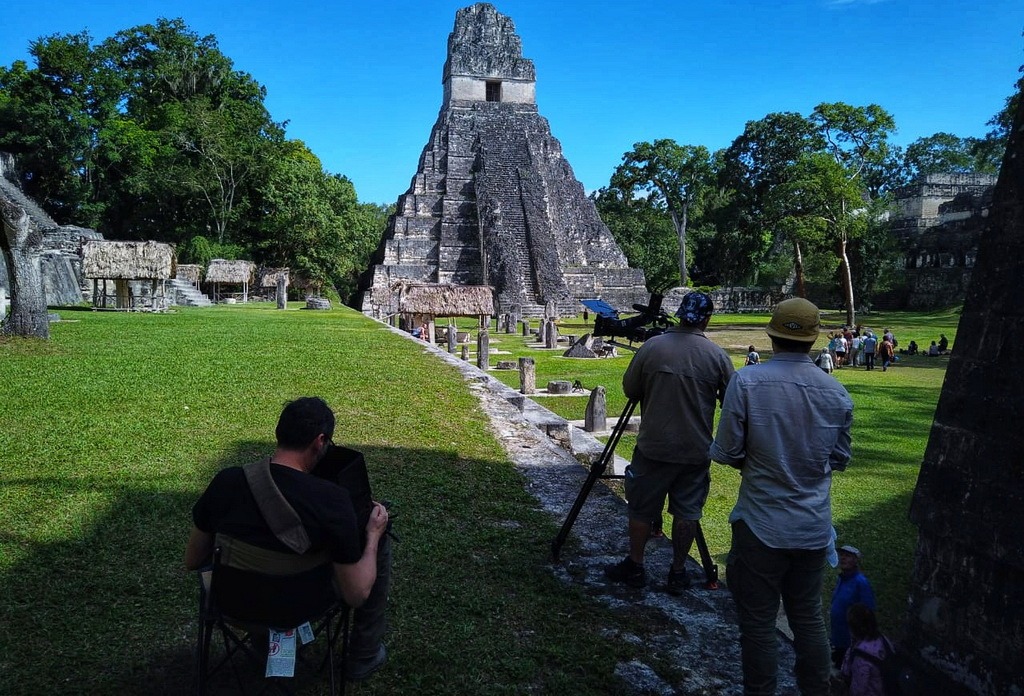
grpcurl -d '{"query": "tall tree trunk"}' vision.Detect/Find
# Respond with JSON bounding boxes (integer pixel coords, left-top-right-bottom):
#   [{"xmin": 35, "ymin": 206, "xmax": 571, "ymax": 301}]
[
  {"xmin": 671, "ymin": 204, "xmax": 688, "ymax": 287},
  {"xmin": 792, "ymin": 239, "xmax": 806, "ymax": 298},
  {"xmin": 837, "ymin": 235, "xmax": 855, "ymax": 327},
  {"xmin": 0, "ymin": 198, "xmax": 50, "ymax": 339}
]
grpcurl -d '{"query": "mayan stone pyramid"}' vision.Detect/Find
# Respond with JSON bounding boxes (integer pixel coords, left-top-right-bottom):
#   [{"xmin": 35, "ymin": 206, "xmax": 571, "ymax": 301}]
[{"xmin": 357, "ymin": 3, "xmax": 648, "ymax": 319}]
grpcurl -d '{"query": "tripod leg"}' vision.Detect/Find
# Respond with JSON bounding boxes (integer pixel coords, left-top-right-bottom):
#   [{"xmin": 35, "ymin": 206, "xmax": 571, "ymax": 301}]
[
  {"xmin": 693, "ymin": 521, "xmax": 719, "ymax": 589},
  {"xmin": 550, "ymin": 399, "xmax": 638, "ymax": 561}
]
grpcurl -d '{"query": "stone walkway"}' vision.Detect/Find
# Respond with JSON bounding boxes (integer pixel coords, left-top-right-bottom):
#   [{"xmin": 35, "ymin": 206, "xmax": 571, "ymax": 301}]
[{"xmin": 391, "ymin": 325, "xmax": 802, "ymax": 695}]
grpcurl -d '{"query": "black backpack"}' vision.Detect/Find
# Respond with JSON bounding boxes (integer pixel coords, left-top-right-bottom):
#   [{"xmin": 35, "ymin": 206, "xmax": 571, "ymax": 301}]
[{"xmin": 852, "ymin": 636, "xmax": 902, "ymax": 695}]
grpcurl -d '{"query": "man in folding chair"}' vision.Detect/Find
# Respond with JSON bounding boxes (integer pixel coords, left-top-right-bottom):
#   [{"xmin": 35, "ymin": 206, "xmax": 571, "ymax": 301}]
[{"xmin": 185, "ymin": 396, "xmax": 392, "ymax": 683}]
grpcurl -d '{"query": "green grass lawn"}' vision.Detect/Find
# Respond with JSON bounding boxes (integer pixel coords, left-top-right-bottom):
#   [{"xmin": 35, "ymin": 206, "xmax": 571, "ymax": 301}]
[
  {"xmin": 0, "ymin": 305, "xmax": 643, "ymax": 694},
  {"xmin": 0, "ymin": 303, "xmax": 960, "ymax": 693}
]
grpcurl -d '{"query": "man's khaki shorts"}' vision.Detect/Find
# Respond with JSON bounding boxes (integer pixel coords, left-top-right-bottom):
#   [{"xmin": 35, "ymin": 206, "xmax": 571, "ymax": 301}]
[{"xmin": 624, "ymin": 447, "xmax": 710, "ymax": 521}]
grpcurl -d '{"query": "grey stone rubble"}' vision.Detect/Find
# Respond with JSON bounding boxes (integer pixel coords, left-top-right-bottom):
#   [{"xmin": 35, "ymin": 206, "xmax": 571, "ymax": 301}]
[
  {"xmin": 546, "ymin": 380, "xmax": 571, "ymax": 395},
  {"xmin": 0, "ymin": 152, "xmax": 102, "ymax": 306},
  {"xmin": 385, "ymin": 320, "xmax": 801, "ymax": 694},
  {"xmin": 357, "ymin": 4, "xmax": 648, "ymax": 321}
]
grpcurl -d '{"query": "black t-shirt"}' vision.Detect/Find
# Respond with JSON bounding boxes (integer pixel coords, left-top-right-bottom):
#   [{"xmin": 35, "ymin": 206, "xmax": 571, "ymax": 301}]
[{"xmin": 192, "ymin": 464, "xmax": 361, "ymax": 564}]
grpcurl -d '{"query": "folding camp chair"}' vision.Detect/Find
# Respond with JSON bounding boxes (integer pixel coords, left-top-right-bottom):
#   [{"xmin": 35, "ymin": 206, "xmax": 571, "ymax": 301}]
[{"xmin": 195, "ymin": 534, "xmax": 351, "ymax": 695}]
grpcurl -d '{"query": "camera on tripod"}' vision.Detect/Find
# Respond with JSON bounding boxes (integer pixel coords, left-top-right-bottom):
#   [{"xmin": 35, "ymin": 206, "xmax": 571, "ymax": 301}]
[{"xmin": 584, "ymin": 293, "xmax": 675, "ymax": 346}]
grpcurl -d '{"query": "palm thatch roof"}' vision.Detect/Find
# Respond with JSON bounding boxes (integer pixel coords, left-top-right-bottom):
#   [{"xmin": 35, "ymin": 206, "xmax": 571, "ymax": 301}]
[
  {"xmin": 397, "ymin": 283, "xmax": 494, "ymax": 316},
  {"xmin": 289, "ymin": 273, "xmax": 318, "ymax": 291},
  {"xmin": 175, "ymin": 264, "xmax": 203, "ymax": 284},
  {"xmin": 81, "ymin": 241, "xmax": 176, "ymax": 280},
  {"xmin": 205, "ymin": 259, "xmax": 255, "ymax": 284},
  {"xmin": 258, "ymin": 267, "xmax": 290, "ymax": 288}
]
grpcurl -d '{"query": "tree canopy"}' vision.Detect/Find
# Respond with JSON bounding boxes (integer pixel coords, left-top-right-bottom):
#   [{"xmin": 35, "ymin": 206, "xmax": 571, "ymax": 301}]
[
  {"xmin": 609, "ymin": 140, "xmax": 714, "ymax": 287},
  {"xmin": 0, "ymin": 18, "xmax": 386, "ymax": 302}
]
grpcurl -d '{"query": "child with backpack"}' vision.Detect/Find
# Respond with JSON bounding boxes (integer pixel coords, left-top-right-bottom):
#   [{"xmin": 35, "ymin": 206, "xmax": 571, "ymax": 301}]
[{"xmin": 841, "ymin": 603, "xmax": 898, "ymax": 695}]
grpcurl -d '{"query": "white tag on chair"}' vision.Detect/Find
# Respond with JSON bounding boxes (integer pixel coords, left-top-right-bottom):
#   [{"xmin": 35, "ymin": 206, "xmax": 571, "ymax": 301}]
[
  {"xmin": 297, "ymin": 622, "xmax": 315, "ymax": 645},
  {"xmin": 265, "ymin": 629, "xmax": 297, "ymax": 678}
]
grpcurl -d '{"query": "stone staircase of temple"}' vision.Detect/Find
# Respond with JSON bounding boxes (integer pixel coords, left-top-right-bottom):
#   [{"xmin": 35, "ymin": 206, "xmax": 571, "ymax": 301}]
[{"xmin": 169, "ymin": 278, "xmax": 212, "ymax": 307}]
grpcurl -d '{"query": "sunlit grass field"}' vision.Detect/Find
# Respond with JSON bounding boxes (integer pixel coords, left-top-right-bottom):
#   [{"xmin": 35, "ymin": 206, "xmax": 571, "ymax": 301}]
[{"xmin": 0, "ymin": 302, "xmax": 959, "ymax": 693}]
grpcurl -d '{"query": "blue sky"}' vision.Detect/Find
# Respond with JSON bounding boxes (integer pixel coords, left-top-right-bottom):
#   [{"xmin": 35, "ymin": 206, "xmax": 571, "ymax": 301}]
[{"xmin": 3, "ymin": 1, "xmax": 1022, "ymax": 205}]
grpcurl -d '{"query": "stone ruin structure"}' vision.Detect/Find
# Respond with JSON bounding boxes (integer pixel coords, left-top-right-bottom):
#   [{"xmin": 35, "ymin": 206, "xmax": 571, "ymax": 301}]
[
  {"xmin": 0, "ymin": 152, "xmax": 102, "ymax": 308},
  {"xmin": 357, "ymin": 3, "xmax": 648, "ymax": 320},
  {"xmin": 887, "ymin": 173, "xmax": 997, "ymax": 309},
  {"xmin": 903, "ymin": 101, "xmax": 1023, "ymax": 693}
]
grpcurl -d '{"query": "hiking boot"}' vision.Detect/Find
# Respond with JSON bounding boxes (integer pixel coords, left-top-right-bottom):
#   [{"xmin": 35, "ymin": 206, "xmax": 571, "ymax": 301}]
[
  {"xmin": 665, "ymin": 567, "xmax": 691, "ymax": 595},
  {"xmin": 604, "ymin": 556, "xmax": 647, "ymax": 588},
  {"xmin": 347, "ymin": 643, "xmax": 387, "ymax": 682}
]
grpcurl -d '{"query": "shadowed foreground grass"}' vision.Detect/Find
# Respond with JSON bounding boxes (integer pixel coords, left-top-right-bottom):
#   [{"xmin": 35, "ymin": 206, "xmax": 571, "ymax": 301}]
[
  {"xmin": 0, "ymin": 305, "xmax": 640, "ymax": 695},
  {"xmin": 0, "ymin": 303, "xmax": 956, "ymax": 693}
]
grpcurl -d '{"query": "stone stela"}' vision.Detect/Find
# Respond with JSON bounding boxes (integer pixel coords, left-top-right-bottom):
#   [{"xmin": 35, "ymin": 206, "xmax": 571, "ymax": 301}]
[
  {"xmin": 518, "ymin": 357, "xmax": 535, "ymax": 394},
  {"xmin": 476, "ymin": 329, "xmax": 490, "ymax": 370}
]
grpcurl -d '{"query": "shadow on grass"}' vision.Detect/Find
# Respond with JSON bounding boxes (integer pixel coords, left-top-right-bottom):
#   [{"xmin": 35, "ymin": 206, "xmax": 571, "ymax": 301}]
[
  {"xmin": 1, "ymin": 439, "xmax": 629, "ymax": 695},
  {"xmin": 831, "ymin": 487, "xmax": 918, "ymax": 639}
]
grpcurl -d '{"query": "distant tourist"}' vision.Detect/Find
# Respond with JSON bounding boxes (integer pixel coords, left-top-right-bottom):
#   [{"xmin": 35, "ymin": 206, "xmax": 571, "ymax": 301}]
[
  {"xmin": 816, "ymin": 348, "xmax": 835, "ymax": 374},
  {"xmin": 879, "ymin": 336, "xmax": 896, "ymax": 372},
  {"xmin": 605, "ymin": 291, "xmax": 734, "ymax": 593},
  {"xmin": 849, "ymin": 332, "xmax": 862, "ymax": 366},
  {"xmin": 710, "ymin": 298, "xmax": 853, "ymax": 695},
  {"xmin": 745, "ymin": 345, "xmax": 760, "ymax": 366},
  {"xmin": 938, "ymin": 333, "xmax": 949, "ymax": 354},
  {"xmin": 928, "ymin": 341, "xmax": 940, "ymax": 357},
  {"xmin": 834, "ymin": 332, "xmax": 848, "ymax": 368},
  {"xmin": 862, "ymin": 332, "xmax": 878, "ymax": 371},
  {"xmin": 830, "ymin": 545, "xmax": 876, "ymax": 668},
  {"xmin": 905, "ymin": 340, "xmax": 918, "ymax": 356}
]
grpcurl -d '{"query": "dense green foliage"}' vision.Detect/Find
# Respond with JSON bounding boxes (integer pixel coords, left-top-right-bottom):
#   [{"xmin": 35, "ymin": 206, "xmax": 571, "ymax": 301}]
[
  {"xmin": 596, "ymin": 81, "xmax": 1019, "ymax": 312},
  {"xmin": 0, "ymin": 19, "xmax": 387, "ymax": 298},
  {"xmin": 596, "ymin": 103, "xmax": 906, "ymax": 314}
]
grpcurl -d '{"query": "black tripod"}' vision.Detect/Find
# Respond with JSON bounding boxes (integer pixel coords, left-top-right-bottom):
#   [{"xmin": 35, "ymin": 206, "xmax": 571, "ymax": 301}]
[{"xmin": 550, "ymin": 398, "xmax": 719, "ymax": 589}]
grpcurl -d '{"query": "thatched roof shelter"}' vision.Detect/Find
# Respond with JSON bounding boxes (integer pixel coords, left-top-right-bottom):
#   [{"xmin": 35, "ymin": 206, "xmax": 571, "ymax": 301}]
[
  {"xmin": 205, "ymin": 259, "xmax": 255, "ymax": 284},
  {"xmin": 81, "ymin": 241, "xmax": 175, "ymax": 280},
  {"xmin": 258, "ymin": 267, "xmax": 290, "ymax": 288},
  {"xmin": 397, "ymin": 283, "xmax": 494, "ymax": 317},
  {"xmin": 175, "ymin": 264, "xmax": 203, "ymax": 284}
]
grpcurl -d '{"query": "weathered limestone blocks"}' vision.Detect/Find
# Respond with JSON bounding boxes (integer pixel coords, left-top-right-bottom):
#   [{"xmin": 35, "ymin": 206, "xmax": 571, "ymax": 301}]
[
  {"xmin": 584, "ymin": 386, "xmax": 607, "ymax": 432},
  {"xmin": 356, "ymin": 3, "xmax": 647, "ymax": 320},
  {"xmin": 518, "ymin": 357, "xmax": 535, "ymax": 394},
  {"xmin": 544, "ymin": 318, "xmax": 558, "ymax": 349},
  {"xmin": 547, "ymin": 380, "xmax": 571, "ymax": 395}
]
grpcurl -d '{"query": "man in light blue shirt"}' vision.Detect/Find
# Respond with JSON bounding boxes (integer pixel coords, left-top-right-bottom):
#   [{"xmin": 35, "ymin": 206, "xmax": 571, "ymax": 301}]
[{"xmin": 710, "ymin": 298, "xmax": 853, "ymax": 696}]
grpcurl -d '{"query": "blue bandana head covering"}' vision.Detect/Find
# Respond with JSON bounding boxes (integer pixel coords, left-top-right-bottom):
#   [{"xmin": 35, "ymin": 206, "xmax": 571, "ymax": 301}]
[{"xmin": 676, "ymin": 291, "xmax": 714, "ymax": 326}]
